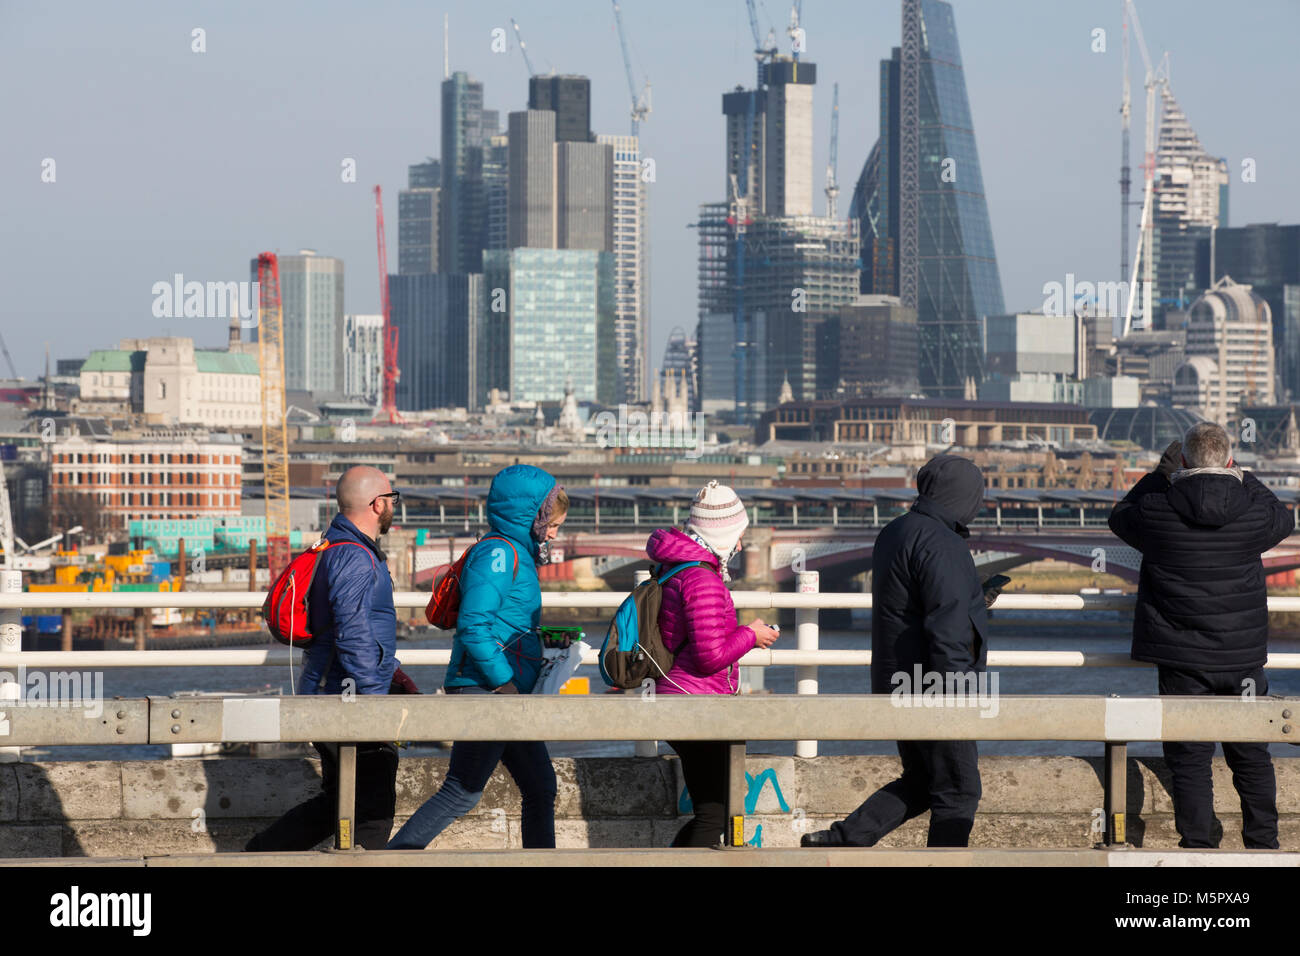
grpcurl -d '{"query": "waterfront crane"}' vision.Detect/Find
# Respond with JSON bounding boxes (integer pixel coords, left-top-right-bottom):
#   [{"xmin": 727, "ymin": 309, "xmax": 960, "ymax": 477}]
[
  {"xmin": 510, "ymin": 18, "xmax": 538, "ymax": 77},
  {"xmin": 373, "ymin": 185, "xmax": 402, "ymax": 424},
  {"xmin": 255, "ymin": 252, "xmax": 291, "ymax": 577},
  {"xmin": 611, "ymin": 1, "xmax": 651, "ymax": 137},
  {"xmin": 825, "ymin": 81, "xmax": 839, "ymax": 218}
]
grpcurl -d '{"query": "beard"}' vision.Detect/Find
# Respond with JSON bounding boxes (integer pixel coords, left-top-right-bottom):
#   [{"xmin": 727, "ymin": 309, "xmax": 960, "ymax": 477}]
[{"xmin": 378, "ymin": 507, "xmax": 393, "ymax": 535}]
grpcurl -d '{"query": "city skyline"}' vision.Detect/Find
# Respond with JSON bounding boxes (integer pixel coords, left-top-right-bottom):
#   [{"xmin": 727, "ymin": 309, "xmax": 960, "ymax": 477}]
[{"xmin": 3, "ymin": 0, "xmax": 1298, "ymax": 384}]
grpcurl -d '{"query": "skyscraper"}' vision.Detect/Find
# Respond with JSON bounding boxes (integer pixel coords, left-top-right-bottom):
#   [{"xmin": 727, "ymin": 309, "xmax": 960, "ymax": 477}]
[
  {"xmin": 389, "ymin": 273, "xmax": 479, "ymax": 410},
  {"xmin": 440, "ymin": 72, "xmax": 490, "ymax": 274},
  {"xmin": 508, "ymin": 110, "xmax": 557, "ymax": 249},
  {"xmin": 528, "ymin": 75, "xmax": 594, "ymax": 143},
  {"xmin": 480, "ymin": 249, "xmax": 616, "ymax": 406},
  {"xmin": 398, "ymin": 159, "xmax": 440, "ymax": 275},
  {"xmin": 254, "ymin": 250, "xmax": 344, "ymax": 394},
  {"xmin": 850, "ymin": 0, "xmax": 1004, "ymax": 398},
  {"xmin": 343, "ymin": 313, "xmax": 383, "ymax": 404},
  {"xmin": 599, "ymin": 133, "xmax": 650, "ymax": 403},
  {"xmin": 1151, "ymin": 88, "xmax": 1229, "ymax": 328}
]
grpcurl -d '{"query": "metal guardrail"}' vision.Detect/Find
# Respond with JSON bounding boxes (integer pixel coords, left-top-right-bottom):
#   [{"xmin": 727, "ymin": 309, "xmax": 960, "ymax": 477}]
[{"xmin": 1, "ymin": 694, "xmax": 1295, "ymax": 851}]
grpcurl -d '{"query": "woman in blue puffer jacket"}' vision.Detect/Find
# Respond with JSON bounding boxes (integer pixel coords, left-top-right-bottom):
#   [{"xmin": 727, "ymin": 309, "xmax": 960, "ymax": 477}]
[{"xmin": 387, "ymin": 464, "xmax": 568, "ymax": 849}]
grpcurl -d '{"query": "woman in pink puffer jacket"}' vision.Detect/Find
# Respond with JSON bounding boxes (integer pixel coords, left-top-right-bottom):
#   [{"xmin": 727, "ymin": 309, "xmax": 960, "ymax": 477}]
[{"xmin": 646, "ymin": 481, "xmax": 779, "ymax": 847}]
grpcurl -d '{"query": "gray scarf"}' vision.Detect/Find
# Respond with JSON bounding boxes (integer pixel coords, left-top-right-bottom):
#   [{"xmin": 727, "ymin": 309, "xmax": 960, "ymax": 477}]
[{"xmin": 1170, "ymin": 465, "xmax": 1243, "ymax": 483}]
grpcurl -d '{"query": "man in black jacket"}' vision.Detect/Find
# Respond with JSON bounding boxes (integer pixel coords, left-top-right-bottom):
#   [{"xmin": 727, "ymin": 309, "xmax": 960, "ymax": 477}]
[
  {"xmin": 1109, "ymin": 422, "xmax": 1292, "ymax": 849},
  {"xmin": 803, "ymin": 454, "xmax": 990, "ymax": 848}
]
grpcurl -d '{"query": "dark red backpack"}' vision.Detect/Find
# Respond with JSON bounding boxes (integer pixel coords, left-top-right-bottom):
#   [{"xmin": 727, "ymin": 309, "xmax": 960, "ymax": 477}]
[
  {"xmin": 425, "ymin": 535, "xmax": 518, "ymax": 630},
  {"xmin": 263, "ymin": 538, "xmax": 375, "ymax": 646}
]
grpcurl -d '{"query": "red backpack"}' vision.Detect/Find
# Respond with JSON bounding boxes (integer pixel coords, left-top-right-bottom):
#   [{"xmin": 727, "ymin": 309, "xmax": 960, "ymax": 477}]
[
  {"xmin": 263, "ymin": 538, "xmax": 375, "ymax": 646},
  {"xmin": 425, "ymin": 535, "xmax": 518, "ymax": 630}
]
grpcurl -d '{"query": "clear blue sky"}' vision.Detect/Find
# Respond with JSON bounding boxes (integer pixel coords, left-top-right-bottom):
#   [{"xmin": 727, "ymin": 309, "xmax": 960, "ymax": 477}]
[{"xmin": 2, "ymin": 0, "xmax": 1297, "ymax": 382}]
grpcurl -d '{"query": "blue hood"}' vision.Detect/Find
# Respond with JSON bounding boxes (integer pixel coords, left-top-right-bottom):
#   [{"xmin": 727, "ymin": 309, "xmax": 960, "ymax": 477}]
[{"xmin": 486, "ymin": 464, "xmax": 556, "ymax": 560}]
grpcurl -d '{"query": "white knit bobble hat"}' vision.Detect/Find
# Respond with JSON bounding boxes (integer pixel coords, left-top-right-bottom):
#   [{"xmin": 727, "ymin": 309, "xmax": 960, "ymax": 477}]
[{"xmin": 685, "ymin": 480, "xmax": 749, "ymax": 559}]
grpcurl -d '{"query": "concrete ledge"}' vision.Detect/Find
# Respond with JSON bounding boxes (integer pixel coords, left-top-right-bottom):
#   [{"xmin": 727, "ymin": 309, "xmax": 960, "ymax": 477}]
[
  {"xmin": 3, "ymin": 848, "xmax": 1297, "ymax": 867},
  {"xmin": 6, "ymin": 754, "xmax": 1300, "ymax": 856}
]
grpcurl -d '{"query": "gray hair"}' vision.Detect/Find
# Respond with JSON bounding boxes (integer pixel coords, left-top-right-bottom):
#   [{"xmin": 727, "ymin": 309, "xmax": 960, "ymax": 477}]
[{"xmin": 1182, "ymin": 422, "xmax": 1231, "ymax": 469}]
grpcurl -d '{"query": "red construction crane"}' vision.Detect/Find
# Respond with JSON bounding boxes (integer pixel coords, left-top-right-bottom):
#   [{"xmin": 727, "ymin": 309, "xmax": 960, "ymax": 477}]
[{"xmin": 373, "ymin": 185, "xmax": 402, "ymax": 423}]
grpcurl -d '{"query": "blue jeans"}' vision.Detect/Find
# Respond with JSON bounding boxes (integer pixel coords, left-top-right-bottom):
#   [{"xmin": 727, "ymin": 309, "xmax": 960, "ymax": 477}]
[{"xmin": 386, "ymin": 687, "xmax": 557, "ymax": 849}]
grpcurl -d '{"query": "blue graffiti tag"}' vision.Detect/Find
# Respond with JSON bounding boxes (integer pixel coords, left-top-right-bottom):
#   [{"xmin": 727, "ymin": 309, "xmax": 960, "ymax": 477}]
[{"xmin": 677, "ymin": 767, "xmax": 791, "ymax": 816}]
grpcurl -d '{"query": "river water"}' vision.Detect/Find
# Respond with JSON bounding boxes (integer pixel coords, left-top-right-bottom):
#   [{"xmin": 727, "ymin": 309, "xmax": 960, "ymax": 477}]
[{"xmin": 18, "ymin": 610, "xmax": 1300, "ymax": 761}]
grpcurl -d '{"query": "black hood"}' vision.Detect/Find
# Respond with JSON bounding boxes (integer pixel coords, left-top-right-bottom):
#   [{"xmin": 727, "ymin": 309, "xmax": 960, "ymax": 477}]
[
  {"xmin": 1167, "ymin": 472, "xmax": 1251, "ymax": 528},
  {"xmin": 914, "ymin": 454, "xmax": 985, "ymax": 529}
]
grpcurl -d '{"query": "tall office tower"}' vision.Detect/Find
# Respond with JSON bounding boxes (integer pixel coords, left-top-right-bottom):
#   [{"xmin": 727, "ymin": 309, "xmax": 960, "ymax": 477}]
[
  {"xmin": 721, "ymin": 57, "xmax": 816, "ymax": 217},
  {"xmin": 508, "ymin": 110, "xmax": 557, "ymax": 249},
  {"xmin": 399, "ymin": 159, "xmax": 441, "ymax": 275},
  {"xmin": 849, "ymin": 0, "xmax": 1004, "ymax": 398},
  {"xmin": 1151, "ymin": 88, "xmax": 1229, "ymax": 329},
  {"xmin": 528, "ymin": 75, "xmax": 593, "ymax": 142},
  {"xmin": 599, "ymin": 133, "xmax": 650, "ymax": 403},
  {"xmin": 556, "ymin": 142, "xmax": 613, "ymax": 251},
  {"xmin": 1172, "ymin": 278, "xmax": 1274, "ymax": 426},
  {"xmin": 440, "ymin": 71, "xmax": 488, "ymax": 274},
  {"xmin": 388, "ymin": 273, "xmax": 480, "ymax": 411},
  {"xmin": 1197, "ymin": 223, "xmax": 1300, "ymax": 401},
  {"xmin": 759, "ymin": 58, "xmax": 815, "ymax": 217},
  {"xmin": 252, "ymin": 250, "xmax": 344, "ymax": 394},
  {"xmin": 480, "ymin": 249, "xmax": 616, "ymax": 406},
  {"xmin": 660, "ymin": 326, "xmax": 699, "ymax": 412},
  {"xmin": 343, "ymin": 313, "xmax": 383, "ymax": 404},
  {"xmin": 482, "ymin": 133, "xmax": 510, "ymax": 251}
]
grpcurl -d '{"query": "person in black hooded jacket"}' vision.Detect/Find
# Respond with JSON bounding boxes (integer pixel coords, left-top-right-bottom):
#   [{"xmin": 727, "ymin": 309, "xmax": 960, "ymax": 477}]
[
  {"xmin": 1109, "ymin": 422, "xmax": 1292, "ymax": 849},
  {"xmin": 802, "ymin": 454, "xmax": 991, "ymax": 848}
]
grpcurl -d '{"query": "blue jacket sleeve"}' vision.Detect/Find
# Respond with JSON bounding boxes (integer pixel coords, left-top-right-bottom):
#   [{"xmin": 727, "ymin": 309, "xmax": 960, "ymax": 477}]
[
  {"xmin": 913, "ymin": 538, "xmax": 978, "ymax": 675},
  {"xmin": 326, "ymin": 547, "xmax": 387, "ymax": 695},
  {"xmin": 455, "ymin": 543, "xmax": 516, "ymax": 689}
]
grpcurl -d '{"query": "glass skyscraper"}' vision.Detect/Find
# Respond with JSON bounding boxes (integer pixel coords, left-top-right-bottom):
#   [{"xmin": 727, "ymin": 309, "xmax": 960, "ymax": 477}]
[
  {"xmin": 481, "ymin": 249, "xmax": 616, "ymax": 406},
  {"xmin": 850, "ymin": 0, "xmax": 1004, "ymax": 398}
]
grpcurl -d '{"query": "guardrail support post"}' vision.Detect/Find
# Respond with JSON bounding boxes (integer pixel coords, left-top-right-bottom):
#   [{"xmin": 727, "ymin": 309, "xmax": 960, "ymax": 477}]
[
  {"xmin": 0, "ymin": 569, "xmax": 23, "ymax": 762},
  {"xmin": 1104, "ymin": 741, "xmax": 1127, "ymax": 846},
  {"xmin": 632, "ymin": 570, "xmax": 658, "ymax": 758},
  {"xmin": 336, "ymin": 744, "xmax": 357, "ymax": 850},
  {"xmin": 133, "ymin": 607, "xmax": 148, "ymax": 651},
  {"xmin": 724, "ymin": 740, "xmax": 747, "ymax": 847},
  {"xmin": 795, "ymin": 571, "xmax": 820, "ymax": 758}
]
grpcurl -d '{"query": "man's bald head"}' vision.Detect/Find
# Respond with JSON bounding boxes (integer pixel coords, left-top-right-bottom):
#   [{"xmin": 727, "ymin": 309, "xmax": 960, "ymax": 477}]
[{"xmin": 337, "ymin": 466, "xmax": 392, "ymax": 517}]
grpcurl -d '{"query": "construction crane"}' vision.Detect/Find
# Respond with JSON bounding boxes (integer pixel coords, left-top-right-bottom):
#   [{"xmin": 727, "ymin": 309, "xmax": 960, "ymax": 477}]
[
  {"xmin": 256, "ymin": 252, "xmax": 291, "ymax": 578},
  {"xmin": 825, "ymin": 81, "xmax": 839, "ymax": 218},
  {"xmin": 1119, "ymin": 2, "xmax": 1132, "ymax": 286},
  {"xmin": 1121, "ymin": 0, "xmax": 1168, "ymax": 336},
  {"xmin": 744, "ymin": 0, "xmax": 778, "ymax": 83},
  {"xmin": 787, "ymin": 0, "xmax": 804, "ymax": 61},
  {"xmin": 510, "ymin": 18, "xmax": 537, "ymax": 77},
  {"xmin": 611, "ymin": 1, "xmax": 651, "ymax": 137},
  {"xmin": 372, "ymin": 185, "xmax": 401, "ymax": 424},
  {"xmin": 0, "ymin": 331, "xmax": 17, "ymax": 380}
]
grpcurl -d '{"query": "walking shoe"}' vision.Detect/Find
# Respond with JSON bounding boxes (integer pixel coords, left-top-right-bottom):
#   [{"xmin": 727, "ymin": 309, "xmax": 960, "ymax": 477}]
[{"xmin": 800, "ymin": 829, "xmax": 843, "ymax": 847}]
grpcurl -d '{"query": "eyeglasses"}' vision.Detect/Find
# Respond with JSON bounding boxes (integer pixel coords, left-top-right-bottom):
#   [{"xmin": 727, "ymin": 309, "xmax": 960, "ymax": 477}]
[{"xmin": 370, "ymin": 491, "xmax": 400, "ymax": 507}]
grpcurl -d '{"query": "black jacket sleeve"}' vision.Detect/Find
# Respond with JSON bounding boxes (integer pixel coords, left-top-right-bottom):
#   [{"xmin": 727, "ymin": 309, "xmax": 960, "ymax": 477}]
[
  {"xmin": 1243, "ymin": 471, "xmax": 1294, "ymax": 552},
  {"xmin": 1108, "ymin": 472, "xmax": 1169, "ymax": 551},
  {"xmin": 913, "ymin": 538, "xmax": 977, "ymax": 675}
]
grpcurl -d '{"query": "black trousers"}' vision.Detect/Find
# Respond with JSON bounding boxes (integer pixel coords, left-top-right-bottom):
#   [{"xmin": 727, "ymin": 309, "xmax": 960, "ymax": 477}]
[
  {"xmin": 244, "ymin": 741, "xmax": 399, "ymax": 851},
  {"xmin": 667, "ymin": 740, "xmax": 730, "ymax": 848},
  {"xmin": 832, "ymin": 740, "xmax": 981, "ymax": 847},
  {"xmin": 1158, "ymin": 665, "xmax": 1279, "ymax": 849}
]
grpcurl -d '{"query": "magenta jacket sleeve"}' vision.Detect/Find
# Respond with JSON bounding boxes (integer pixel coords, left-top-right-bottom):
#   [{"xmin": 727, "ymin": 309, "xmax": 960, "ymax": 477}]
[{"xmin": 675, "ymin": 568, "xmax": 756, "ymax": 674}]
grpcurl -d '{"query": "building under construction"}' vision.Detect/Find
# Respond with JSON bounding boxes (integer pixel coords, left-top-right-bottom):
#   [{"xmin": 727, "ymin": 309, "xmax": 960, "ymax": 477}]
[{"xmin": 696, "ymin": 205, "xmax": 860, "ymax": 416}]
